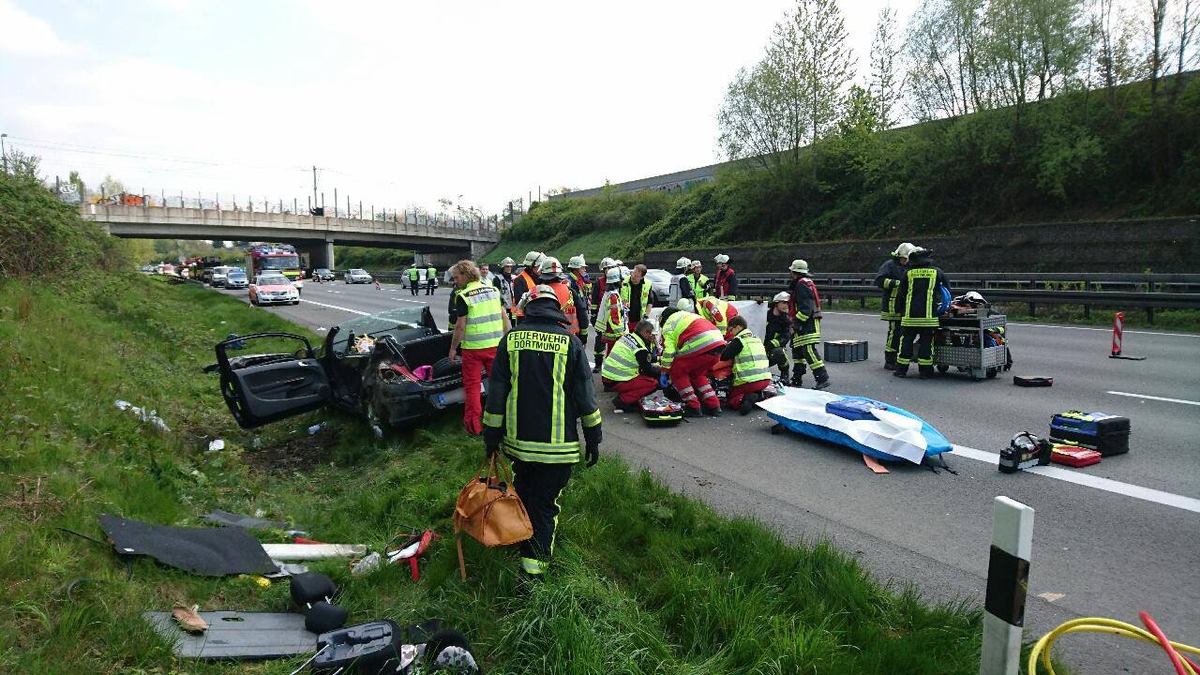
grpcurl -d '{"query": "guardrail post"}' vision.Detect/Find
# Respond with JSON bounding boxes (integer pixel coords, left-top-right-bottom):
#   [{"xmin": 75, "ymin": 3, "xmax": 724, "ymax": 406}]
[{"xmin": 979, "ymin": 496, "xmax": 1034, "ymax": 675}]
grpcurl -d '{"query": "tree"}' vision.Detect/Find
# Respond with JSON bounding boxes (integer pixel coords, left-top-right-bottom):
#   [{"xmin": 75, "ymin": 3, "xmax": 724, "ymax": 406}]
[
  {"xmin": 907, "ymin": 0, "xmax": 990, "ymax": 119},
  {"xmin": 1148, "ymin": 0, "xmax": 1170, "ymax": 97},
  {"xmin": 870, "ymin": 5, "xmax": 905, "ymax": 129},
  {"xmin": 717, "ymin": 0, "xmax": 855, "ymax": 168},
  {"xmin": 100, "ymin": 174, "xmax": 125, "ymax": 198}
]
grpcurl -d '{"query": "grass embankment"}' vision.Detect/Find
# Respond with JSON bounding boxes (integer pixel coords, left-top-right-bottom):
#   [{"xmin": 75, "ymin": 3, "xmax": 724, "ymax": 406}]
[
  {"xmin": 0, "ymin": 274, "xmax": 984, "ymax": 674},
  {"xmin": 482, "ymin": 227, "xmax": 639, "ymax": 268}
]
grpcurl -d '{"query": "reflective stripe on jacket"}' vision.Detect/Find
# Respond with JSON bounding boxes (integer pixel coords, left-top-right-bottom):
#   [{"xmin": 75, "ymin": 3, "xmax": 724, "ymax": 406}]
[
  {"xmin": 899, "ymin": 267, "xmax": 942, "ymax": 327},
  {"xmin": 512, "ymin": 271, "xmax": 536, "ymax": 318},
  {"xmin": 619, "ymin": 281, "xmax": 652, "ymax": 323},
  {"xmin": 460, "ymin": 280, "xmax": 505, "ymax": 349},
  {"xmin": 601, "ymin": 333, "xmax": 645, "ymax": 382},
  {"xmin": 549, "ymin": 280, "xmax": 581, "ymax": 335},
  {"xmin": 660, "ymin": 311, "xmax": 724, "ymax": 369},
  {"xmin": 698, "ymin": 297, "xmax": 737, "ymax": 334},
  {"xmin": 874, "ymin": 257, "xmax": 905, "ymax": 321},
  {"xmin": 731, "ymin": 330, "xmax": 771, "ymax": 386},
  {"xmin": 595, "ymin": 290, "xmax": 627, "ymax": 340}
]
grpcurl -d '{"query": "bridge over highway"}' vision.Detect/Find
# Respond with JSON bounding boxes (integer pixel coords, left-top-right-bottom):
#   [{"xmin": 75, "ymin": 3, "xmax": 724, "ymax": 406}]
[{"xmin": 81, "ymin": 203, "xmax": 501, "ymax": 269}]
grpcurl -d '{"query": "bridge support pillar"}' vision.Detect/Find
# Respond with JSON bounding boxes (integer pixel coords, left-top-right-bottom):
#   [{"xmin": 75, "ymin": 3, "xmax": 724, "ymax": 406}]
[{"xmin": 470, "ymin": 240, "xmax": 493, "ymax": 260}]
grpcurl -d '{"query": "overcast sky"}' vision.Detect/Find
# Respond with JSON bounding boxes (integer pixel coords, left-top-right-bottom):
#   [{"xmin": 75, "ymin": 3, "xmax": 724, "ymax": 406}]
[{"xmin": 4, "ymin": 0, "xmax": 944, "ymax": 215}]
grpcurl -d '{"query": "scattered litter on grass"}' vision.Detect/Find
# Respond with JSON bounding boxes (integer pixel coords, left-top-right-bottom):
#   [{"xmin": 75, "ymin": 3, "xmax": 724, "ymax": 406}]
[
  {"xmin": 207, "ymin": 439, "xmax": 225, "ymax": 452},
  {"xmin": 307, "ymin": 422, "xmax": 326, "ymax": 435},
  {"xmin": 114, "ymin": 400, "xmax": 170, "ymax": 432}
]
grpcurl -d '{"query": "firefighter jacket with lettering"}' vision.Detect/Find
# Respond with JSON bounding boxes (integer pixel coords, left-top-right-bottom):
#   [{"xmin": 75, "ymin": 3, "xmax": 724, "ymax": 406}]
[
  {"xmin": 896, "ymin": 252, "xmax": 950, "ymax": 328},
  {"xmin": 482, "ymin": 301, "xmax": 602, "ymax": 464}
]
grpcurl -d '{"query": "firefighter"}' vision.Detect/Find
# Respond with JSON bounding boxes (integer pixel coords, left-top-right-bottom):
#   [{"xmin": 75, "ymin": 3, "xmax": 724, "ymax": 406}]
[
  {"xmin": 894, "ymin": 247, "xmax": 950, "ymax": 379},
  {"xmin": 713, "ymin": 254, "xmax": 738, "ymax": 300},
  {"xmin": 496, "ymin": 257, "xmax": 517, "ymax": 322},
  {"xmin": 448, "ymin": 260, "xmax": 511, "ymax": 435},
  {"xmin": 483, "ymin": 285, "xmax": 601, "ymax": 579},
  {"xmin": 787, "ymin": 259, "xmax": 831, "ymax": 390},
  {"xmin": 600, "ymin": 320, "xmax": 661, "ymax": 412},
  {"xmin": 720, "ymin": 315, "xmax": 772, "ymax": 414},
  {"xmin": 658, "ymin": 306, "xmax": 726, "ymax": 417},
  {"xmin": 538, "ymin": 257, "xmax": 589, "ymax": 339},
  {"xmin": 589, "ymin": 257, "xmax": 618, "ymax": 373},
  {"xmin": 671, "ymin": 257, "xmax": 694, "ymax": 304},
  {"xmin": 425, "ymin": 264, "xmax": 437, "ymax": 295},
  {"xmin": 512, "ymin": 251, "xmax": 544, "ymax": 323},
  {"xmin": 875, "ymin": 242, "xmax": 915, "ymax": 370},
  {"xmin": 407, "ymin": 265, "xmax": 420, "ymax": 296},
  {"xmin": 765, "ymin": 291, "xmax": 793, "ymax": 379},
  {"xmin": 620, "ymin": 264, "xmax": 653, "ymax": 332},
  {"xmin": 593, "ymin": 267, "xmax": 627, "ymax": 356},
  {"xmin": 689, "ymin": 259, "xmax": 711, "ymax": 300},
  {"xmin": 567, "ymin": 255, "xmax": 592, "ymax": 312}
]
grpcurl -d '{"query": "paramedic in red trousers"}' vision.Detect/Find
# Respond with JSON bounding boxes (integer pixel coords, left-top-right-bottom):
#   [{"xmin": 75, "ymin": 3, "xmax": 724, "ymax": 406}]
[
  {"xmin": 448, "ymin": 260, "xmax": 511, "ymax": 435},
  {"xmin": 593, "ymin": 267, "xmax": 627, "ymax": 355},
  {"xmin": 787, "ymin": 259, "xmax": 831, "ymax": 390},
  {"xmin": 511, "ymin": 251, "xmax": 544, "ymax": 324},
  {"xmin": 713, "ymin": 254, "xmax": 738, "ymax": 299},
  {"xmin": 720, "ymin": 315, "xmax": 772, "ymax": 414},
  {"xmin": 893, "ymin": 247, "xmax": 950, "ymax": 379},
  {"xmin": 483, "ymin": 285, "xmax": 601, "ymax": 579},
  {"xmin": 601, "ymin": 320, "xmax": 661, "ymax": 412},
  {"xmin": 658, "ymin": 306, "xmax": 726, "ymax": 417},
  {"xmin": 874, "ymin": 242, "xmax": 915, "ymax": 370},
  {"xmin": 621, "ymin": 264, "xmax": 652, "ymax": 332}
]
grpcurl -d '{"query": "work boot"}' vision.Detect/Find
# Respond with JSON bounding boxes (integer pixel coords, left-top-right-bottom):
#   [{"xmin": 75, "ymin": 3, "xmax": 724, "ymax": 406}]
[
  {"xmin": 813, "ymin": 378, "xmax": 831, "ymax": 390},
  {"xmin": 702, "ymin": 404, "xmax": 722, "ymax": 417},
  {"xmin": 592, "ymin": 354, "xmax": 603, "ymax": 374},
  {"xmin": 892, "ymin": 367, "xmax": 908, "ymax": 378},
  {"xmin": 918, "ymin": 366, "xmax": 936, "ymax": 380},
  {"xmin": 683, "ymin": 407, "xmax": 702, "ymax": 418},
  {"xmin": 812, "ymin": 367, "xmax": 830, "ymax": 390},
  {"xmin": 884, "ymin": 352, "xmax": 897, "ymax": 370},
  {"xmin": 739, "ymin": 393, "xmax": 759, "ymax": 416}
]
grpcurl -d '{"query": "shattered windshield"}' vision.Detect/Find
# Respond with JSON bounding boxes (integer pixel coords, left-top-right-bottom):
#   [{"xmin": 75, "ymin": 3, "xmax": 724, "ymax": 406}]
[{"xmin": 328, "ymin": 307, "xmax": 431, "ymax": 357}]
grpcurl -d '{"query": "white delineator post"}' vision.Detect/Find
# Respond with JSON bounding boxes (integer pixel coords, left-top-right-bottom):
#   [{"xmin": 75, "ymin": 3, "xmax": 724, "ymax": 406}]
[{"xmin": 980, "ymin": 496, "xmax": 1035, "ymax": 675}]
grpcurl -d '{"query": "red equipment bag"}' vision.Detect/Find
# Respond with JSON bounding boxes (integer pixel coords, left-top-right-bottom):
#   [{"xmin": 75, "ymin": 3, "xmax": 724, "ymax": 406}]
[{"xmin": 1050, "ymin": 442, "xmax": 1102, "ymax": 468}]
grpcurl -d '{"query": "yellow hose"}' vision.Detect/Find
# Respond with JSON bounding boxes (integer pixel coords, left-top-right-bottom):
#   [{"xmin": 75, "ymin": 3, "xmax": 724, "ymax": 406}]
[{"xmin": 1028, "ymin": 617, "xmax": 1200, "ymax": 675}]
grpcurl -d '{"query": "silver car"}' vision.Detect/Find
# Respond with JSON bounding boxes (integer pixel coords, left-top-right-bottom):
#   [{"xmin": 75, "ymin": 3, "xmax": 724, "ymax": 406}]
[
  {"xmin": 344, "ymin": 268, "xmax": 373, "ymax": 284},
  {"xmin": 645, "ymin": 268, "xmax": 672, "ymax": 306}
]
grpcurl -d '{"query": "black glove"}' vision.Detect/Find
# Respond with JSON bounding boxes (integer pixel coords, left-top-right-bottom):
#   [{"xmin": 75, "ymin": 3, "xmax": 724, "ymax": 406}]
[{"xmin": 585, "ymin": 441, "xmax": 599, "ymax": 467}]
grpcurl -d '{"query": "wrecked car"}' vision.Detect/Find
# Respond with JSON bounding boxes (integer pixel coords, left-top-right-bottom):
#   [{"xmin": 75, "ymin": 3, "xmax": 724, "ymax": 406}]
[{"xmin": 213, "ymin": 306, "xmax": 477, "ymax": 434}]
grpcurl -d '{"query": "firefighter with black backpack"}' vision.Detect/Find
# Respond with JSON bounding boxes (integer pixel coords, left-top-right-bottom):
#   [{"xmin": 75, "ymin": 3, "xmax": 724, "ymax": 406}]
[
  {"xmin": 894, "ymin": 247, "xmax": 951, "ymax": 379},
  {"xmin": 787, "ymin": 259, "xmax": 831, "ymax": 390},
  {"xmin": 874, "ymin": 242, "xmax": 915, "ymax": 370}
]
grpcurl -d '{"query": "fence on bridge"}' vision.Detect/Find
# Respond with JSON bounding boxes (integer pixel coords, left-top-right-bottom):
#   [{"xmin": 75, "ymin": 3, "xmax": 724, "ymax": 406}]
[{"xmin": 734, "ymin": 272, "xmax": 1200, "ymax": 323}]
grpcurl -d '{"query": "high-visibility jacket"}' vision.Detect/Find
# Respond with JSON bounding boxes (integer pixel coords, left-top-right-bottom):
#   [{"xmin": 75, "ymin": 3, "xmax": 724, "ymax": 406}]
[
  {"xmin": 512, "ymin": 270, "xmax": 537, "ymax": 319},
  {"xmin": 697, "ymin": 296, "xmax": 737, "ymax": 335},
  {"xmin": 601, "ymin": 333, "xmax": 649, "ymax": 382},
  {"xmin": 459, "ymin": 280, "xmax": 505, "ymax": 349},
  {"xmin": 548, "ymin": 280, "xmax": 581, "ymax": 335},
  {"xmin": 482, "ymin": 315, "xmax": 601, "ymax": 464},
  {"xmin": 594, "ymin": 289, "xmax": 626, "ymax": 341},
  {"xmin": 620, "ymin": 280, "xmax": 652, "ymax": 323},
  {"xmin": 730, "ymin": 330, "xmax": 771, "ymax": 386},
  {"xmin": 691, "ymin": 273, "xmax": 711, "ymax": 299},
  {"xmin": 407, "ymin": 268, "xmax": 419, "ymax": 281},
  {"xmin": 660, "ymin": 311, "xmax": 724, "ymax": 370},
  {"xmin": 874, "ymin": 257, "xmax": 905, "ymax": 321},
  {"xmin": 426, "ymin": 266, "xmax": 436, "ymax": 280},
  {"xmin": 897, "ymin": 260, "xmax": 950, "ymax": 328}
]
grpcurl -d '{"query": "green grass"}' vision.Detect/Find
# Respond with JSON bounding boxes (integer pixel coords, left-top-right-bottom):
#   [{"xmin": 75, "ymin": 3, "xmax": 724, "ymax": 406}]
[
  {"xmin": 483, "ymin": 227, "xmax": 640, "ymax": 266},
  {"xmin": 0, "ymin": 273, "xmax": 990, "ymax": 674}
]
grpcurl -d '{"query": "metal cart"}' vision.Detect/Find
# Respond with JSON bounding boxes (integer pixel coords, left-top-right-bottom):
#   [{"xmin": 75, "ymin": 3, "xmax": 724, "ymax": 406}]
[{"xmin": 934, "ymin": 314, "xmax": 1009, "ymax": 380}]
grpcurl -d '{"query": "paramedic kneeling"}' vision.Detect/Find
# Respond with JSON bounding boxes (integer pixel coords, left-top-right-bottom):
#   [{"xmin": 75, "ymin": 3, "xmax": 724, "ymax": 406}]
[
  {"xmin": 720, "ymin": 315, "xmax": 772, "ymax": 415},
  {"xmin": 601, "ymin": 320, "xmax": 661, "ymax": 412}
]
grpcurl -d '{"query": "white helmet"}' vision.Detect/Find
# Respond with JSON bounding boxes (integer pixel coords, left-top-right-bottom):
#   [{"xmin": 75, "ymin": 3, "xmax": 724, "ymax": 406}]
[
  {"xmin": 690, "ymin": 260, "xmax": 702, "ymax": 269},
  {"xmin": 500, "ymin": 257, "xmax": 515, "ymax": 267},
  {"xmin": 619, "ymin": 265, "xmax": 630, "ymax": 280},
  {"xmin": 714, "ymin": 254, "xmax": 730, "ymax": 264},
  {"xmin": 963, "ymin": 291, "xmax": 986, "ymax": 305},
  {"xmin": 517, "ymin": 284, "xmax": 559, "ymax": 312},
  {"xmin": 676, "ymin": 257, "xmax": 692, "ymax": 270},
  {"xmin": 772, "ymin": 291, "xmax": 791, "ymax": 303},
  {"xmin": 568, "ymin": 255, "xmax": 586, "ymax": 269},
  {"xmin": 676, "ymin": 298, "xmax": 695, "ymax": 312},
  {"xmin": 605, "ymin": 267, "xmax": 622, "ymax": 284},
  {"xmin": 540, "ymin": 257, "xmax": 565, "ymax": 277},
  {"xmin": 789, "ymin": 259, "xmax": 809, "ymax": 274},
  {"xmin": 522, "ymin": 250, "xmax": 545, "ymax": 267},
  {"xmin": 600, "ymin": 257, "xmax": 615, "ymax": 270},
  {"xmin": 893, "ymin": 242, "xmax": 918, "ymax": 258}
]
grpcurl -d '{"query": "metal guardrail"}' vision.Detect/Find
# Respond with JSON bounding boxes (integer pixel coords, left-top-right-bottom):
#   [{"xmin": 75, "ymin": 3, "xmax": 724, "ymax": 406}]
[{"xmin": 735, "ymin": 272, "xmax": 1200, "ymax": 323}]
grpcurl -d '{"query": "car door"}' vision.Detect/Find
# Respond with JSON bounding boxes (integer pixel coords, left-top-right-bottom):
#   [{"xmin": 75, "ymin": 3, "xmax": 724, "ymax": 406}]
[{"xmin": 215, "ymin": 333, "xmax": 330, "ymax": 428}]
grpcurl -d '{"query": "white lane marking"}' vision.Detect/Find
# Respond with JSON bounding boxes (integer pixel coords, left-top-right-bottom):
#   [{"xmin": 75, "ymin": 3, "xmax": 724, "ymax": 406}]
[
  {"xmin": 951, "ymin": 445, "xmax": 1200, "ymax": 514},
  {"xmin": 1107, "ymin": 391, "xmax": 1200, "ymax": 406},
  {"xmin": 298, "ymin": 299, "xmax": 368, "ymax": 316},
  {"xmin": 824, "ymin": 311, "xmax": 1199, "ymax": 338}
]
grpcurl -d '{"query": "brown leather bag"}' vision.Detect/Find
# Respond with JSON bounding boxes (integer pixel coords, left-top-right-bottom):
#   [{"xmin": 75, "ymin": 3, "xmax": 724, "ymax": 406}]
[{"xmin": 454, "ymin": 455, "xmax": 533, "ymax": 579}]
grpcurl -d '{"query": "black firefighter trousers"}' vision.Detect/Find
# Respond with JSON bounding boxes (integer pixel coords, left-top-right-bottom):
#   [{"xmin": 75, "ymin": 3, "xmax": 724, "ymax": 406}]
[{"xmin": 511, "ymin": 458, "xmax": 574, "ymax": 575}]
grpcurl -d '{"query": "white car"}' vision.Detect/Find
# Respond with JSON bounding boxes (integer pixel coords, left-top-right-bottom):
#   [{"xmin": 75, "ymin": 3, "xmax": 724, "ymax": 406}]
[
  {"xmin": 344, "ymin": 269, "xmax": 373, "ymax": 284},
  {"xmin": 250, "ymin": 273, "xmax": 300, "ymax": 306}
]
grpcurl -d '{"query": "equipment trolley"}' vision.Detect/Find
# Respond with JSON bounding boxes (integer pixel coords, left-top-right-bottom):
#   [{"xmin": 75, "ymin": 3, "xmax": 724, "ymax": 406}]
[{"xmin": 934, "ymin": 314, "xmax": 1009, "ymax": 380}]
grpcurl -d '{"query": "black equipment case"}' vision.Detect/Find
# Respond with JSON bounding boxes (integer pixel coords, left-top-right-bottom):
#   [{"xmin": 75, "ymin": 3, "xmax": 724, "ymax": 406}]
[
  {"xmin": 1049, "ymin": 410, "xmax": 1130, "ymax": 456},
  {"xmin": 313, "ymin": 620, "xmax": 404, "ymax": 674}
]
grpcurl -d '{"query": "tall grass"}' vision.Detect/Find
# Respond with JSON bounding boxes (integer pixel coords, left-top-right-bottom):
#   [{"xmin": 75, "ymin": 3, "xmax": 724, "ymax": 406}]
[{"xmin": 0, "ymin": 273, "xmax": 986, "ymax": 674}]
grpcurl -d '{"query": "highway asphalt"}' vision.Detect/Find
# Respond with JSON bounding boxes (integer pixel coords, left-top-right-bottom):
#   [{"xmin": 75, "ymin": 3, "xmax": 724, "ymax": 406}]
[{"xmin": 220, "ymin": 281, "xmax": 1199, "ymax": 674}]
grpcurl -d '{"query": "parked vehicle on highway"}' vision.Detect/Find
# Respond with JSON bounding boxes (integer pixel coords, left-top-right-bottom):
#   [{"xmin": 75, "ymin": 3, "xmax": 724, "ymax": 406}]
[
  {"xmin": 225, "ymin": 269, "xmax": 249, "ymax": 289},
  {"xmin": 312, "ymin": 268, "xmax": 335, "ymax": 282},
  {"xmin": 401, "ymin": 268, "xmax": 428, "ymax": 290},
  {"xmin": 249, "ymin": 273, "xmax": 300, "ymax": 306},
  {"xmin": 212, "ymin": 306, "xmax": 478, "ymax": 434},
  {"xmin": 344, "ymin": 268, "xmax": 373, "ymax": 284},
  {"xmin": 209, "ymin": 266, "xmax": 234, "ymax": 288},
  {"xmin": 645, "ymin": 268, "xmax": 672, "ymax": 306}
]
